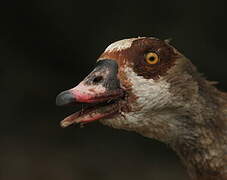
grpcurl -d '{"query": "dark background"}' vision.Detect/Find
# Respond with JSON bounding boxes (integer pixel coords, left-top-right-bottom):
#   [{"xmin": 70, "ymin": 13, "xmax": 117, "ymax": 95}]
[{"xmin": 1, "ymin": 0, "xmax": 227, "ymax": 180}]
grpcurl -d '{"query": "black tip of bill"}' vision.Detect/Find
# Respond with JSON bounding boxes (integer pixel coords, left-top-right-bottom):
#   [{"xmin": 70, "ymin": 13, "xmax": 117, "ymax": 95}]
[{"xmin": 56, "ymin": 90, "xmax": 75, "ymax": 106}]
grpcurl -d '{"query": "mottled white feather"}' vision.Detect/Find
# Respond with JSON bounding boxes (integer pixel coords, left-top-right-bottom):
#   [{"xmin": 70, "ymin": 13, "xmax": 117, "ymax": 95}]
[
  {"xmin": 124, "ymin": 67, "xmax": 171, "ymax": 111},
  {"xmin": 101, "ymin": 67, "xmax": 178, "ymax": 142}
]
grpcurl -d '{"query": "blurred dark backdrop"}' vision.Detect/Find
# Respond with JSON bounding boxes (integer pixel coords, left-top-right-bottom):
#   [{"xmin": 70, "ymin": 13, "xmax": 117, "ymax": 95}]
[{"xmin": 0, "ymin": 0, "xmax": 227, "ymax": 180}]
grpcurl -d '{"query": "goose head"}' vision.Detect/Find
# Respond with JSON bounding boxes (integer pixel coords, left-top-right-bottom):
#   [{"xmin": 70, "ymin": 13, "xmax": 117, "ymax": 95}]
[{"xmin": 56, "ymin": 37, "xmax": 201, "ymax": 144}]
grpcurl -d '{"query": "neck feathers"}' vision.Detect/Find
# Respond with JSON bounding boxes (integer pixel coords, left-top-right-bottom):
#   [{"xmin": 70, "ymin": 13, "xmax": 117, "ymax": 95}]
[{"xmin": 172, "ymin": 61, "xmax": 227, "ymax": 180}]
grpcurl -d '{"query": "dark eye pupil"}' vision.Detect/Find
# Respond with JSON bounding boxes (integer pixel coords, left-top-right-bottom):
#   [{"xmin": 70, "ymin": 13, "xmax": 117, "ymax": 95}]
[{"xmin": 149, "ymin": 56, "xmax": 155, "ymax": 61}]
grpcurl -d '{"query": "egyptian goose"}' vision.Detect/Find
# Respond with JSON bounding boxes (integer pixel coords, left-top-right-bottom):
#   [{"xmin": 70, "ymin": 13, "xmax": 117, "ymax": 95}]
[{"xmin": 56, "ymin": 37, "xmax": 227, "ymax": 180}]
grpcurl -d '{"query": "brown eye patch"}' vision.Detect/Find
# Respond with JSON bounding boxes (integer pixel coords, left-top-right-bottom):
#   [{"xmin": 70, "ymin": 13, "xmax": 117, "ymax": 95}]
[
  {"xmin": 130, "ymin": 38, "xmax": 180, "ymax": 80},
  {"xmin": 99, "ymin": 37, "xmax": 181, "ymax": 80}
]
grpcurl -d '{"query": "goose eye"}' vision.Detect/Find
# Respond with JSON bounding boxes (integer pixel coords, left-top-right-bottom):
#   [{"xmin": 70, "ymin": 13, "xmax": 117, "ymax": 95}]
[{"xmin": 145, "ymin": 52, "xmax": 159, "ymax": 65}]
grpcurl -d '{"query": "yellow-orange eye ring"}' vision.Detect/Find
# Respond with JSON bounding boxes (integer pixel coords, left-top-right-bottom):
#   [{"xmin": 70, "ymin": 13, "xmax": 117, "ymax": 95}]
[{"xmin": 145, "ymin": 52, "xmax": 159, "ymax": 65}]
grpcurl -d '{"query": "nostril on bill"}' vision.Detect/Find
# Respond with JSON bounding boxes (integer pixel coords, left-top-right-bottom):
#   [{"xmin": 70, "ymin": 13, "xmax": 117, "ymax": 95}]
[{"xmin": 92, "ymin": 76, "xmax": 103, "ymax": 84}]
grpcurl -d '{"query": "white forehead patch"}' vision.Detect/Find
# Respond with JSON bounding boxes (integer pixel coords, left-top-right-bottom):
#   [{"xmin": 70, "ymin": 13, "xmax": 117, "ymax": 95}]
[{"xmin": 104, "ymin": 37, "xmax": 144, "ymax": 52}]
